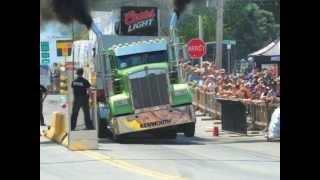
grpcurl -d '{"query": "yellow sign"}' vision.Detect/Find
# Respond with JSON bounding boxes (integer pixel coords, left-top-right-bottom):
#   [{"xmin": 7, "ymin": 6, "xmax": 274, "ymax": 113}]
[
  {"xmin": 56, "ymin": 42, "xmax": 72, "ymax": 49},
  {"xmin": 56, "ymin": 40, "xmax": 73, "ymax": 57}
]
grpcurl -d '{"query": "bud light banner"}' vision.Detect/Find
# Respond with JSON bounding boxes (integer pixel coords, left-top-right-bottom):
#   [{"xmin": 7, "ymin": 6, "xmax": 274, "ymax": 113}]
[{"xmin": 120, "ymin": 6, "xmax": 159, "ymax": 36}]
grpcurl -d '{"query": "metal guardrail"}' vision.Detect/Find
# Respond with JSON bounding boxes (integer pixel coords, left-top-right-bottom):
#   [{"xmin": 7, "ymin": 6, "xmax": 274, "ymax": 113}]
[
  {"xmin": 243, "ymin": 100, "xmax": 279, "ymax": 129},
  {"xmin": 191, "ymin": 88, "xmax": 221, "ymax": 119},
  {"xmin": 191, "ymin": 87, "xmax": 279, "ymax": 129}
]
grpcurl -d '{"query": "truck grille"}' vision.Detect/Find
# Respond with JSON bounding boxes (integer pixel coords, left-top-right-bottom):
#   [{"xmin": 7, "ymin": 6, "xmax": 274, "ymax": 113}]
[{"xmin": 130, "ymin": 73, "xmax": 170, "ymax": 109}]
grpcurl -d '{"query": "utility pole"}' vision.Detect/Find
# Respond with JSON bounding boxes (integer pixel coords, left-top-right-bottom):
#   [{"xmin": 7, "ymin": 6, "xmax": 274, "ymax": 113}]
[
  {"xmin": 72, "ymin": 21, "xmax": 74, "ymax": 80},
  {"xmin": 199, "ymin": 15, "xmax": 203, "ymax": 67},
  {"xmin": 215, "ymin": 0, "xmax": 224, "ymax": 68}
]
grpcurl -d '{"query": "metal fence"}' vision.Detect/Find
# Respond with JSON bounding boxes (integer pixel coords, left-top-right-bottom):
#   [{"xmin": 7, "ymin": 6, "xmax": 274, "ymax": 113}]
[
  {"xmin": 243, "ymin": 100, "xmax": 279, "ymax": 129},
  {"xmin": 191, "ymin": 87, "xmax": 280, "ymax": 130},
  {"xmin": 192, "ymin": 88, "xmax": 221, "ymax": 119}
]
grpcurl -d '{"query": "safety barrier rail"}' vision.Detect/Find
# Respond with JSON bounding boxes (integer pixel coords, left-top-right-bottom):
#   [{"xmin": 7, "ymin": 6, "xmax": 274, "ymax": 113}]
[
  {"xmin": 242, "ymin": 99, "xmax": 279, "ymax": 129},
  {"xmin": 191, "ymin": 87, "xmax": 280, "ymax": 129},
  {"xmin": 191, "ymin": 87, "xmax": 221, "ymax": 119}
]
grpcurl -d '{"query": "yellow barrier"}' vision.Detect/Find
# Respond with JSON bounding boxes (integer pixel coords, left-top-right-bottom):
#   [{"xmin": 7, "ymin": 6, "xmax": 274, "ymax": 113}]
[
  {"xmin": 61, "ymin": 135, "xmax": 68, "ymax": 146},
  {"xmin": 45, "ymin": 112, "xmax": 67, "ymax": 143}
]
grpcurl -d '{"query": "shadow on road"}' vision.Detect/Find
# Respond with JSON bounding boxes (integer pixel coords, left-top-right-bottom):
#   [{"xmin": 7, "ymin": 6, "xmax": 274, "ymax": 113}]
[
  {"xmin": 205, "ymin": 138, "xmax": 279, "ymax": 145},
  {"xmin": 99, "ymin": 134, "xmax": 213, "ymax": 145},
  {"xmin": 40, "ymin": 140, "xmax": 61, "ymax": 147},
  {"xmin": 106, "ymin": 133, "xmax": 280, "ymax": 145},
  {"xmin": 40, "ymin": 140, "xmax": 55, "ymax": 145},
  {"xmin": 41, "ymin": 159, "xmax": 99, "ymax": 165}
]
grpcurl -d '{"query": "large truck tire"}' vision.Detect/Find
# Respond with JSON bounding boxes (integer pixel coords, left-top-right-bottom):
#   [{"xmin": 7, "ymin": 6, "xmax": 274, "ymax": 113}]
[
  {"xmin": 112, "ymin": 134, "xmax": 124, "ymax": 143},
  {"xmin": 98, "ymin": 120, "xmax": 108, "ymax": 138},
  {"xmin": 184, "ymin": 123, "xmax": 195, "ymax": 137}
]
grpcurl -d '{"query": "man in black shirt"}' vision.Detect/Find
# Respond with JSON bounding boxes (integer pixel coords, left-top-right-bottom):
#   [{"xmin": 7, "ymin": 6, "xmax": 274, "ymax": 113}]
[
  {"xmin": 40, "ymin": 84, "xmax": 48, "ymax": 126},
  {"xmin": 70, "ymin": 68, "xmax": 94, "ymax": 130}
]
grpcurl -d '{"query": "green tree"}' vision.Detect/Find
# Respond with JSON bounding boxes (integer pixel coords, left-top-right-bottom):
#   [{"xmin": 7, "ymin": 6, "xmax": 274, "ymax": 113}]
[
  {"xmin": 176, "ymin": 7, "xmax": 216, "ymax": 43},
  {"xmin": 224, "ymin": 1, "xmax": 279, "ymax": 59}
]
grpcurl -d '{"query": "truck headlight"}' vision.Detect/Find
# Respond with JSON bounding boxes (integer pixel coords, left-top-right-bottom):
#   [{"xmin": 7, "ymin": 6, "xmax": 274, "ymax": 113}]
[
  {"xmin": 174, "ymin": 89, "xmax": 188, "ymax": 96},
  {"xmin": 115, "ymin": 99, "xmax": 129, "ymax": 106}
]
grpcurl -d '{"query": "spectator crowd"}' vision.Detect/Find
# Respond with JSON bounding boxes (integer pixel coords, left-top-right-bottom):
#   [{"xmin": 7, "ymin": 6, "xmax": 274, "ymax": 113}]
[{"xmin": 180, "ymin": 61, "xmax": 280, "ymax": 104}]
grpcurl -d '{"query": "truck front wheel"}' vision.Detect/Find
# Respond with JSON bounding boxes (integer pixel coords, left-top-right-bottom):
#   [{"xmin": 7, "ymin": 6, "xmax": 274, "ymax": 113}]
[
  {"xmin": 184, "ymin": 123, "xmax": 195, "ymax": 137},
  {"xmin": 112, "ymin": 134, "xmax": 124, "ymax": 143}
]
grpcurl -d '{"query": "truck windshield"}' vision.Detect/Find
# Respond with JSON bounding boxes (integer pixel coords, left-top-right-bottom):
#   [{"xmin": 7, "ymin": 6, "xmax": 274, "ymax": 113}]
[{"xmin": 116, "ymin": 50, "xmax": 168, "ymax": 69}]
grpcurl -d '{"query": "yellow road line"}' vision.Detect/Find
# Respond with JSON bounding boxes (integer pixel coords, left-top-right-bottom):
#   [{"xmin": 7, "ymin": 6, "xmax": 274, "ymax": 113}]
[{"xmin": 79, "ymin": 150, "xmax": 186, "ymax": 180}]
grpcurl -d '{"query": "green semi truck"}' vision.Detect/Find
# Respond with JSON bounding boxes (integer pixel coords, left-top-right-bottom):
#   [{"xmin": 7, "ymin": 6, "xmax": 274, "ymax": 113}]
[{"xmin": 73, "ymin": 37, "xmax": 195, "ymax": 141}]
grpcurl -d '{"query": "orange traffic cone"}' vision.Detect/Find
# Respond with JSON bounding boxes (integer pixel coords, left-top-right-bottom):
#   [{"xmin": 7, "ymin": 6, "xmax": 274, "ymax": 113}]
[{"xmin": 213, "ymin": 126, "xmax": 219, "ymax": 136}]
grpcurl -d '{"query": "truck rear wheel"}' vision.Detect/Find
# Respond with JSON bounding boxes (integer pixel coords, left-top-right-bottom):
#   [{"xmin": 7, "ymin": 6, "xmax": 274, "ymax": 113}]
[{"xmin": 184, "ymin": 123, "xmax": 195, "ymax": 137}]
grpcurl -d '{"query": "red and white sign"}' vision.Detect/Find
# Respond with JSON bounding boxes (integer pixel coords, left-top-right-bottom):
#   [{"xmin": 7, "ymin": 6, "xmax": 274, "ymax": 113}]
[
  {"xmin": 187, "ymin": 39, "xmax": 207, "ymax": 59},
  {"xmin": 121, "ymin": 7, "xmax": 158, "ymax": 36}
]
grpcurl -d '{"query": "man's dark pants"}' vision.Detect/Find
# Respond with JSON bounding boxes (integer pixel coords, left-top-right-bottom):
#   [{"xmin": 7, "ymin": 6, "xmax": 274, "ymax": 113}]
[
  {"xmin": 71, "ymin": 96, "xmax": 93, "ymax": 130},
  {"xmin": 40, "ymin": 100, "xmax": 45, "ymax": 125}
]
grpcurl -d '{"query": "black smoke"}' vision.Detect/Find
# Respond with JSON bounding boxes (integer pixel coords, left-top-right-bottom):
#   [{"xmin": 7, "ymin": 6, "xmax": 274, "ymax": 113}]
[
  {"xmin": 41, "ymin": 0, "xmax": 93, "ymax": 29},
  {"xmin": 173, "ymin": 0, "xmax": 192, "ymax": 19}
]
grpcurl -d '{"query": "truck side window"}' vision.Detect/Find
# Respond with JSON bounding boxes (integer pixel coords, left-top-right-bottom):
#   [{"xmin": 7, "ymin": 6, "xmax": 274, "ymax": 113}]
[{"xmin": 120, "ymin": 62, "xmax": 127, "ymax": 68}]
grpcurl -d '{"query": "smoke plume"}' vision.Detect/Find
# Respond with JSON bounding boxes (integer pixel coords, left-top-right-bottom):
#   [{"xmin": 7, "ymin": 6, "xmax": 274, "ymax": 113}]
[
  {"xmin": 40, "ymin": 0, "xmax": 93, "ymax": 29},
  {"xmin": 173, "ymin": 0, "xmax": 192, "ymax": 19}
]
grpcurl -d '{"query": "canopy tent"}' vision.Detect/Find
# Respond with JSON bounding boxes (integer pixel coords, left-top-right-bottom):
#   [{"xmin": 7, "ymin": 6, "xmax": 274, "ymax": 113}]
[
  {"xmin": 249, "ymin": 38, "xmax": 280, "ymax": 58},
  {"xmin": 248, "ymin": 38, "xmax": 280, "ymax": 75}
]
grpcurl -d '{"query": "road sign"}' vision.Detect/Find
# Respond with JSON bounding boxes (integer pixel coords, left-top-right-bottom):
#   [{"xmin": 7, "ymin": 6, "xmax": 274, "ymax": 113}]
[
  {"xmin": 41, "ymin": 59, "xmax": 50, "ymax": 65},
  {"xmin": 41, "ymin": 52, "xmax": 50, "ymax": 58},
  {"xmin": 187, "ymin": 39, "xmax": 207, "ymax": 59},
  {"xmin": 223, "ymin": 40, "xmax": 236, "ymax": 45},
  {"xmin": 40, "ymin": 41, "xmax": 49, "ymax": 51}
]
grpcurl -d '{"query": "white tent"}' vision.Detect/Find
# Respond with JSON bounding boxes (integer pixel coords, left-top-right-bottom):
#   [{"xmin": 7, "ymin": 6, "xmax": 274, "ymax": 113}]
[{"xmin": 249, "ymin": 39, "xmax": 280, "ymax": 58}]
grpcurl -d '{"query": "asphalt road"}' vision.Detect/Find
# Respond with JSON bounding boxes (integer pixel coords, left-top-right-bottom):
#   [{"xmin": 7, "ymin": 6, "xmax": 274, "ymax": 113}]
[{"xmin": 41, "ymin": 95, "xmax": 280, "ymax": 180}]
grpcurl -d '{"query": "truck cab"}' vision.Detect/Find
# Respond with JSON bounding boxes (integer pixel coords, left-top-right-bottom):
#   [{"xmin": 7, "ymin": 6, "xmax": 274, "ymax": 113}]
[{"xmin": 99, "ymin": 38, "xmax": 196, "ymax": 140}]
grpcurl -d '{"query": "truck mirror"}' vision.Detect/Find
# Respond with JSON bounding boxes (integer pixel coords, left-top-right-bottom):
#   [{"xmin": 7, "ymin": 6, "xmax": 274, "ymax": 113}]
[
  {"xmin": 113, "ymin": 79, "xmax": 122, "ymax": 94},
  {"xmin": 169, "ymin": 71, "xmax": 178, "ymax": 84}
]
